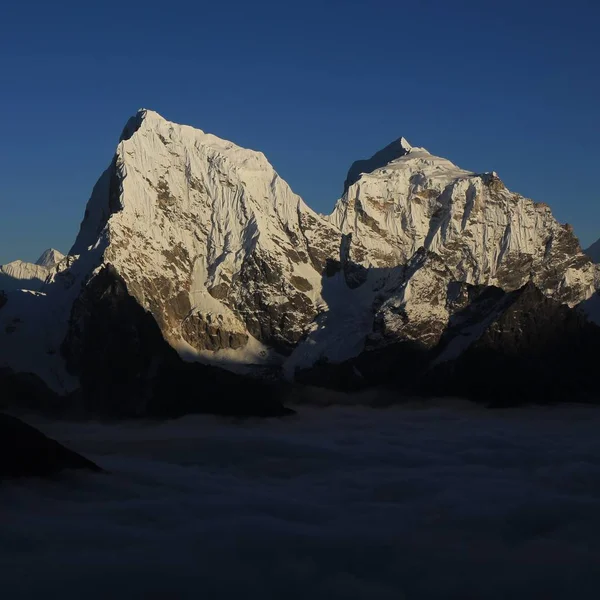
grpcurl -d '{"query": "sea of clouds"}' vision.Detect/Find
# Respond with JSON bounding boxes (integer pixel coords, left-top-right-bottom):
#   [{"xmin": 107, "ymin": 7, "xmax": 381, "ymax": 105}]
[{"xmin": 1, "ymin": 402, "xmax": 600, "ymax": 599}]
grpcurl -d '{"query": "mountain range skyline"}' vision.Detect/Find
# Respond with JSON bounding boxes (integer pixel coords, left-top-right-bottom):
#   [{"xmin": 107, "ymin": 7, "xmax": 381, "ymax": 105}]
[
  {"xmin": 2, "ymin": 108, "xmax": 599, "ymax": 266},
  {"xmin": 4, "ymin": 4, "xmax": 600, "ymax": 595},
  {"xmin": 2, "ymin": 0, "xmax": 599, "ymax": 265},
  {"xmin": 3, "ymin": 107, "xmax": 599, "ymax": 410}
]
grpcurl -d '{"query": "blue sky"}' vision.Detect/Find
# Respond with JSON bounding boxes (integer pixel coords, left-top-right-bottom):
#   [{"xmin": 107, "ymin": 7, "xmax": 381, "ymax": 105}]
[{"xmin": 1, "ymin": 0, "xmax": 598, "ymax": 264}]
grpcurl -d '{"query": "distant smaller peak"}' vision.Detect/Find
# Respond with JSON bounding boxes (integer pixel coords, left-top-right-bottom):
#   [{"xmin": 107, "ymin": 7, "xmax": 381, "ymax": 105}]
[{"xmin": 35, "ymin": 248, "xmax": 65, "ymax": 268}]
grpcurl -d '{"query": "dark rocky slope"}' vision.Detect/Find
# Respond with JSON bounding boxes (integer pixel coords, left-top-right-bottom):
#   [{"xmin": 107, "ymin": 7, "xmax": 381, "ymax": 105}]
[
  {"xmin": 0, "ymin": 413, "xmax": 102, "ymax": 478},
  {"xmin": 60, "ymin": 265, "xmax": 291, "ymax": 418},
  {"xmin": 299, "ymin": 281, "xmax": 600, "ymax": 405}
]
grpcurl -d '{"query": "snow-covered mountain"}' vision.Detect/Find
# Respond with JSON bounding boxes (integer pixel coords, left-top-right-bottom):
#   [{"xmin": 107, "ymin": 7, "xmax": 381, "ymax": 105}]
[
  {"xmin": 35, "ymin": 248, "xmax": 65, "ymax": 268},
  {"xmin": 1, "ymin": 109, "xmax": 598, "ymax": 412},
  {"xmin": 70, "ymin": 109, "xmax": 341, "ymax": 360},
  {"xmin": 328, "ymin": 138, "xmax": 595, "ymax": 351},
  {"xmin": 0, "ymin": 249, "xmax": 65, "ymax": 292}
]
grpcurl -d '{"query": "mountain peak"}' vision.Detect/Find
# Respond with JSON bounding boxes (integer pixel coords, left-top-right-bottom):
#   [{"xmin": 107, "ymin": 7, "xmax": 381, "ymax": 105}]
[
  {"xmin": 397, "ymin": 136, "xmax": 413, "ymax": 152},
  {"xmin": 2, "ymin": 109, "xmax": 599, "ymax": 411},
  {"xmin": 343, "ymin": 136, "xmax": 418, "ymax": 193},
  {"xmin": 136, "ymin": 108, "xmax": 167, "ymax": 123},
  {"xmin": 35, "ymin": 248, "xmax": 65, "ymax": 268},
  {"xmin": 119, "ymin": 108, "xmax": 167, "ymax": 142}
]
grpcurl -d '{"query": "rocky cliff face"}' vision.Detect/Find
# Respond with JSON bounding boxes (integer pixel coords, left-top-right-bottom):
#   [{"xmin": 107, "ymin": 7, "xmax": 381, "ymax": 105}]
[
  {"xmin": 329, "ymin": 141, "xmax": 594, "ymax": 350},
  {"xmin": 424, "ymin": 282, "xmax": 600, "ymax": 404},
  {"xmin": 1, "ymin": 110, "xmax": 598, "ymax": 410},
  {"xmin": 291, "ymin": 137, "xmax": 596, "ymax": 373},
  {"xmin": 70, "ymin": 110, "xmax": 340, "ymax": 362},
  {"xmin": 59, "ymin": 264, "xmax": 289, "ymax": 417}
]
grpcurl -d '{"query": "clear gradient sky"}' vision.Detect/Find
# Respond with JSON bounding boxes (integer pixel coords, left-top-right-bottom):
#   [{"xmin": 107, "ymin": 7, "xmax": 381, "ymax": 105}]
[{"xmin": 1, "ymin": 0, "xmax": 599, "ymax": 264}]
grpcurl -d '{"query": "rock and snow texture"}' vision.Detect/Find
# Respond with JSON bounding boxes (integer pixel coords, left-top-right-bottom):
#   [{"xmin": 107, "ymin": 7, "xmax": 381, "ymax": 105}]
[
  {"xmin": 329, "ymin": 139, "xmax": 595, "ymax": 349},
  {"xmin": 1, "ymin": 109, "xmax": 597, "ymax": 397},
  {"xmin": 69, "ymin": 109, "xmax": 341, "ymax": 362},
  {"xmin": 331, "ymin": 141, "xmax": 594, "ymax": 297}
]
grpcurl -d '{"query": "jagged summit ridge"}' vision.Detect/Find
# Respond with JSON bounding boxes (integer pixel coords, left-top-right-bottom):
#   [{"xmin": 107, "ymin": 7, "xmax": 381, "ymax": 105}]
[
  {"xmin": 119, "ymin": 108, "xmax": 170, "ymax": 142},
  {"xmin": 343, "ymin": 135, "xmax": 419, "ymax": 193},
  {"xmin": 1, "ymin": 108, "xmax": 597, "ymax": 405},
  {"xmin": 330, "ymin": 140, "xmax": 594, "ymax": 307}
]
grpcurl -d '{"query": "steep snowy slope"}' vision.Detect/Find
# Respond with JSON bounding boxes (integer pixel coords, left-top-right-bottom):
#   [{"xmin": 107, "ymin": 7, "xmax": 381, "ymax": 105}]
[
  {"xmin": 35, "ymin": 248, "xmax": 65, "ymax": 268},
  {"xmin": 331, "ymin": 140, "xmax": 593, "ymax": 298},
  {"xmin": 69, "ymin": 109, "xmax": 341, "ymax": 363},
  {"xmin": 327, "ymin": 138, "xmax": 595, "ymax": 350},
  {"xmin": 2, "ymin": 110, "xmax": 598, "ymax": 409},
  {"xmin": 0, "ymin": 251, "xmax": 83, "ymax": 393}
]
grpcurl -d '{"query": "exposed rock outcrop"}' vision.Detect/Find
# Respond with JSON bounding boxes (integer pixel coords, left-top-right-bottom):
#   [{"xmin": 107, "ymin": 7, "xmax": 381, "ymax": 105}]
[
  {"xmin": 60, "ymin": 265, "xmax": 291, "ymax": 417},
  {"xmin": 70, "ymin": 110, "xmax": 341, "ymax": 359},
  {"xmin": 425, "ymin": 282, "xmax": 600, "ymax": 404}
]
